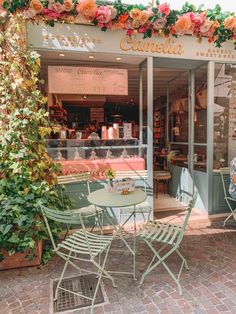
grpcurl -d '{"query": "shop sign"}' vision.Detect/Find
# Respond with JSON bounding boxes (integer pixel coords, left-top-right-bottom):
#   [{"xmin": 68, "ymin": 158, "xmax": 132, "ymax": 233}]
[
  {"xmin": 27, "ymin": 23, "xmax": 236, "ymax": 62},
  {"xmin": 48, "ymin": 66, "xmax": 128, "ymax": 95}
]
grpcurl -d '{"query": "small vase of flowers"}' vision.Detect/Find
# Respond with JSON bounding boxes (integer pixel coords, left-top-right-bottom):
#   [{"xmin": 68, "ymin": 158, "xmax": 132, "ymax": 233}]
[{"xmin": 105, "ymin": 169, "xmax": 116, "ymax": 191}]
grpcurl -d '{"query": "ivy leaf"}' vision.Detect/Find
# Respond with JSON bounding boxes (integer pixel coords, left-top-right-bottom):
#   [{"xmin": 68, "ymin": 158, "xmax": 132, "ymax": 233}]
[
  {"xmin": 152, "ymin": 7, "xmax": 158, "ymax": 14},
  {"xmin": 8, "ymin": 233, "xmax": 20, "ymax": 244},
  {"xmin": 0, "ymin": 224, "xmax": 13, "ymax": 235}
]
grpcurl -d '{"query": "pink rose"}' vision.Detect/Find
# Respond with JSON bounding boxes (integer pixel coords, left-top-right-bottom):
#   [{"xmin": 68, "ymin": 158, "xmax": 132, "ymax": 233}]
[
  {"xmin": 146, "ymin": 7, "xmax": 154, "ymax": 17},
  {"xmin": 157, "ymin": 3, "xmax": 170, "ymax": 17},
  {"xmin": 126, "ymin": 29, "xmax": 134, "ymax": 36},
  {"xmin": 138, "ymin": 25, "xmax": 148, "ymax": 33},
  {"xmin": 193, "ymin": 13, "xmax": 205, "ymax": 27},
  {"xmin": 95, "ymin": 6, "xmax": 111, "ymax": 24},
  {"xmin": 153, "ymin": 17, "xmax": 166, "ymax": 30},
  {"xmin": 42, "ymin": 8, "xmax": 63, "ymax": 19},
  {"xmin": 191, "ymin": 13, "xmax": 205, "ymax": 35},
  {"xmin": 51, "ymin": 2, "xmax": 64, "ymax": 13}
]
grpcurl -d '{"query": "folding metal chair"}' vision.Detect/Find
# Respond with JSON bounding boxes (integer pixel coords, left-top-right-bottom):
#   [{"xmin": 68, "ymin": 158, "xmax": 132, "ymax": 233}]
[
  {"xmin": 41, "ymin": 206, "xmax": 116, "ymax": 314},
  {"xmin": 57, "ymin": 173, "xmax": 103, "ymax": 231},
  {"xmin": 220, "ymin": 167, "xmax": 236, "ymax": 226},
  {"xmin": 138, "ymin": 193, "xmax": 197, "ymax": 295}
]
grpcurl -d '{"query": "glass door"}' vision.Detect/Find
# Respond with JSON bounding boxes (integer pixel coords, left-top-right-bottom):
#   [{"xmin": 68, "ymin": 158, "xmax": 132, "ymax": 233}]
[{"xmin": 139, "ymin": 58, "xmax": 153, "ymax": 212}]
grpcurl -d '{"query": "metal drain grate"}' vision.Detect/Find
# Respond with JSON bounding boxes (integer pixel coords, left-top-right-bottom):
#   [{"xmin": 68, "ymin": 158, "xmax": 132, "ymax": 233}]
[{"xmin": 53, "ymin": 274, "xmax": 104, "ymax": 313}]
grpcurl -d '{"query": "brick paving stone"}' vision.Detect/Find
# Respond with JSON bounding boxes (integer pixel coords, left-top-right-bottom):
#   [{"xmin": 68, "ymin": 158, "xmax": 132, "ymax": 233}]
[
  {"xmin": 216, "ymin": 304, "xmax": 229, "ymax": 312},
  {"xmin": 144, "ymin": 303, "xmax": 159, "ymax": 313},
  {"xmin": 1, "ymin": 222, "xmax": 236, "ymax": 313}
]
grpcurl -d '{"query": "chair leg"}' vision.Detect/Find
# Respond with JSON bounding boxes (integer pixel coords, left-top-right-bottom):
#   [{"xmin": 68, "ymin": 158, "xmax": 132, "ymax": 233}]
[
  {"xmin": 140, "ymin": 241, "xmax": 183, "ymax": 295},
  {"xmin": 54, "ymin": 251, "xmax": 72, "ymax": 301},
  {"xmin": 92, "ymin": 244, "xmax": 117, "ymax": 288},
  {"xmin": 223, "ymin": 213, "xmax": 233, "ymax": 227},
  {"xmin": 176, "ymin": 248, "xmax": 189, "ymax": 270}
]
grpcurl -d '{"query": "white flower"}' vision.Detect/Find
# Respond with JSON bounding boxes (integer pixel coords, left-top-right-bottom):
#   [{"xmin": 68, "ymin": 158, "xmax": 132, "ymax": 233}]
[
  {"xmin": 107, "ymin": 5, "xmax": 117, "ymax": 20},
  {"xmin": 23, "ymin": 8, "xmax": 37, "ymax": 19},
  {"xmin": 200, "ymin": 20, "xmax": 213, "ymax": 33}
]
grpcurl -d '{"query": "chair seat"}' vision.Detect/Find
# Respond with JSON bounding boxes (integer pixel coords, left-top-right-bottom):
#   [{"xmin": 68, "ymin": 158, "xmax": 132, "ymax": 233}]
[
  {"xmin": 154, "ymin": 172, "xmax": 172, "ymax": 181},
  {"xmin": 57, "ymin": 230, "xmax": 113, "ymax": 258},
  {"xmin": 70, "ymin": 205, "xmax": 103, "ymax": 217},
  {"xmin": 120, "ymin": 201, "xmax": 151, "ymax": 214},
  {"xmin": 139, "ymin": 221, "xmax": 182, "ymax": 245}
]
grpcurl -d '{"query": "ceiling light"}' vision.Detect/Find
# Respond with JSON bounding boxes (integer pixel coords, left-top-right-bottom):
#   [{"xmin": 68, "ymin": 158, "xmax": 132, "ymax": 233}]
[
  {"xmin": 59, "ymin": 53, "xmax": 65, "ymax": 57},
  {"xmin": 116, "ymin": 57, "xmax": 122, "ymax": 61},
  {"xmin": 88, "ymin": 55, "xmax": 94, "ymax": 59}
]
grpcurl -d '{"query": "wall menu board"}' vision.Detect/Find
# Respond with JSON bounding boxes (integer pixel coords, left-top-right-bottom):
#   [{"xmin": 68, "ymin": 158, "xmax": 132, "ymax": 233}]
[{"xmin": 48, "ymin": 66, "xmax": 128, "ymax": 95}]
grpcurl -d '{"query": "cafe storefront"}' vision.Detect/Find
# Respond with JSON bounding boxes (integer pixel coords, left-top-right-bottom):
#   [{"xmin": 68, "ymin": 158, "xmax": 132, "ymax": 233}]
[
  {"xmin": 24, "ymin": 20, "xmax": 236, "ymax": 215},
  {"xmin": 1, "ymin": 0, "xmax": 236, "ymax": 219}
]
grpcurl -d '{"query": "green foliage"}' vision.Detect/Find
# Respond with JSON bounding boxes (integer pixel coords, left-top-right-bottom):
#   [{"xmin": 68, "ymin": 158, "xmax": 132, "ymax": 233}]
[
  {"xmin": 1, "ymin": 1, "xmax": 236, "ymax": 48},
  {"xmin": 180, "ymin": 2, "xmax": 196, "ymax": 14},
  {"xmin": 207, "ymin": 4, "xmax": 229, "ymax": 22},
  {"xmin": 0, "ymin": 15, "xmax": 67, "ymax": 261}
]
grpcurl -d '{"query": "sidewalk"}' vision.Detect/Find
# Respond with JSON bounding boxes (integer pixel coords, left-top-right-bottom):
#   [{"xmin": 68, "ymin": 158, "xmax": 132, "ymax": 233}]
[{"xmin": 1, "ymin": 220, "xmax": 236, "ymax": 314}]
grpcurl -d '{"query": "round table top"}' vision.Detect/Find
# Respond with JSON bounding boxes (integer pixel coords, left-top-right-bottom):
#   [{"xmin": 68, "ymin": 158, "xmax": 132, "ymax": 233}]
[{"xmin": 87, "ymin": 188, "xmax": 147, "ymax": 208}]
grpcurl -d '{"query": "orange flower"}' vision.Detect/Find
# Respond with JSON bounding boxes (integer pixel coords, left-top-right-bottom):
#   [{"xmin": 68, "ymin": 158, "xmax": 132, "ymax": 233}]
[
  {"xmin": 224, "ymin": 16, "xmax": 236, "ymax": 31},
  {"xmin": 132, "ymin": 19, "xmax": 141, "ymax": 29},
  {"xmin": 174, "ymin": 15, "xmax": 193, "ymax": 35},
  {"xmin": 63, "ymin": 0, "xmax": 74, "ymax": 12},
  {"xmin": 140, "ymin": 11, "xmax": 149, "ymax": 25},
  {"xmin": 30, "ymin": 0, "xmax": 43, "ymax": 14},
  {"xmin": 119, "ymin": 13, "xmax": 129, "ymax": 24},
  {"xmin": 76, "ymin": 0, "xmax": 97, "ymax": 19},
  {"xmin": 211, "ymin": 20, "xmax": 220, "ymax": 33},
  {"xmin": 111, "ymin": 21, "xmax": 123, "ymax": 30},
  {"xmin": 129, "ymin": 8, "xmax": 143, "ymax": 21},
  {"xmin": 208, "ymin": 37, "xmax": 214, "ymax": 43}
]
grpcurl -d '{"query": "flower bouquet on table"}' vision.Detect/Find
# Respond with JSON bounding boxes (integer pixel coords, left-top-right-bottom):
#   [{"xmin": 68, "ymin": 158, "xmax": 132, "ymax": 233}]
[{"xmin": 105, "ymin": 169, "xmax": 116, "ymax": 191}]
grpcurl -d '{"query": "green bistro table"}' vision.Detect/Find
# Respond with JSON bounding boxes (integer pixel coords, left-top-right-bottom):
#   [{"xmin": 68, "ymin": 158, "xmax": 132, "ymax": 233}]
[{"xmin": 87, "ymin": 188, "xmax": 147, "ymax": 279}]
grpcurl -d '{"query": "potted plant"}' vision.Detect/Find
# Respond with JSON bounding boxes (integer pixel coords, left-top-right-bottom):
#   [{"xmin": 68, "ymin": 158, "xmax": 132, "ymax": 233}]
[{"xmin": 0, "ymin": 16, "xmax": 65, "ymax": 269}]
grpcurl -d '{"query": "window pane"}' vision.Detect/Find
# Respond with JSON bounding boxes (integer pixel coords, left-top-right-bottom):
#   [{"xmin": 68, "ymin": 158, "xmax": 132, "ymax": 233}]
[{"xmin": 214, "ymin": 64, "xmax": 236, "ymax": 169}]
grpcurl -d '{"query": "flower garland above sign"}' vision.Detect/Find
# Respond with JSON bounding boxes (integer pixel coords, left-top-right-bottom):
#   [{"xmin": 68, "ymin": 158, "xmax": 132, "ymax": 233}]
[{"xmin": 1, "ymin": 0, "xmax": 236, "ymax": 49}]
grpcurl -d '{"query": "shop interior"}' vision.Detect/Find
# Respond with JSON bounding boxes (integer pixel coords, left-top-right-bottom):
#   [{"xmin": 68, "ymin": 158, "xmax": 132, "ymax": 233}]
[{"xmin": 39, "ymin": 51, "xmax": 210, "ymax": 212}]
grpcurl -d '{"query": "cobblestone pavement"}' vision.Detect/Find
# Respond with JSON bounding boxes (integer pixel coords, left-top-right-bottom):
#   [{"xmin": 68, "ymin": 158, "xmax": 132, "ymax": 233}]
[{"xmin": 1, "ymin": 221, "xmax": 236, "ymax": 314}]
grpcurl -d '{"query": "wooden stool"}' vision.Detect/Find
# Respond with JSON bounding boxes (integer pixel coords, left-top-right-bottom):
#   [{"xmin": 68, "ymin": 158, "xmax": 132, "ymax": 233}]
[{"xmin": 153, "ymin": 171, "xmax": 172, "ymax": 198}]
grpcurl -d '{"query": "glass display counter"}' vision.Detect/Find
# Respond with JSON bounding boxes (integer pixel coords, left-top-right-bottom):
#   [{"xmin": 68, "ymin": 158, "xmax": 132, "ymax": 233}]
[{"xmin": 46, "ymin": 139, "xmax": 147, "ymax": 177}]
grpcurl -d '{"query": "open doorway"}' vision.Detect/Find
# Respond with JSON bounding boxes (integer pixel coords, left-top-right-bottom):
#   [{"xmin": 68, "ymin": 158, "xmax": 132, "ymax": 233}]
[{"xmin": 153, "ymin": 58, "xmax": 208, "ymax": 213}]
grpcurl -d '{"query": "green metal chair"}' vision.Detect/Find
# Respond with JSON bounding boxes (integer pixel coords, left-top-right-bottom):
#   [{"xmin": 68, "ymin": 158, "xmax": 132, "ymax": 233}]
[
  {"xmin": 41, "ymin": 206, "xmax": 116, "ymax": 314},
  {"xmin": 138, "ymin": 193, "xmax": 197, "ymax": 295},
  {"xmin": 57, "ymin": 173, "xmax": 103, "ymax": 231},
  {"xmin": 220, "ymin": 167, "xmax": 236, "ymax": 226}
]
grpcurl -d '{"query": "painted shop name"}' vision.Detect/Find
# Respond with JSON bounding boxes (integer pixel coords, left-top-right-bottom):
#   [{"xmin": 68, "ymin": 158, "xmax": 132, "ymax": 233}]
[{"xmin": 120, "ymin": 36, "xmax": 184, "ymax": 55}]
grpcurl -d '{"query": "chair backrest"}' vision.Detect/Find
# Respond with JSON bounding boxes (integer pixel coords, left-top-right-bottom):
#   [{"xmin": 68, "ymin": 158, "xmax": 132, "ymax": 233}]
[
  {"xmin": 57, "ymin": 172, "xmax": 91, "ymax": 209},
  {"xmin": 220, "ymin": 167, "xmax": 230, "ymax": 198},
  {"xmin": 57, "ymin": 172, "xmax": 91, "ymax": 185},
  {"xmin": 176, "ymin": 192, "xmax": 198, "ymax": 246},
  {"xmin": 41, "ymin": 205, "xmax": 88, "ymax": 250},
  {"xmin": 115, "ymin": 170, "xmax": 148, "ymax": 180}
]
